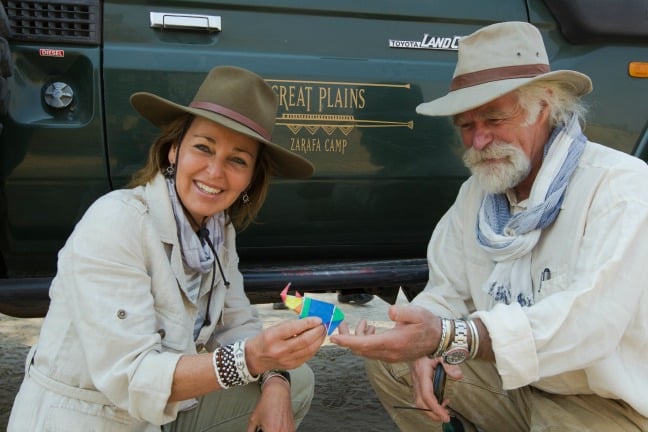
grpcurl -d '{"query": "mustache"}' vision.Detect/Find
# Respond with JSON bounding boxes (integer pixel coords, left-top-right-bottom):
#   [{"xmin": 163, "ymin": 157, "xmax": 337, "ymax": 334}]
[{"xmin": 462, "ymin": 141, "xmax": 520, "ymax": 167}]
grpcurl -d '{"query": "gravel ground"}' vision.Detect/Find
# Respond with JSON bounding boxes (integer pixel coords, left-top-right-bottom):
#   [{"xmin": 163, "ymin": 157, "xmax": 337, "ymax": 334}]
[{"xmin": 0, "ymin": 291, "xmax": 408, "ymax": 431}]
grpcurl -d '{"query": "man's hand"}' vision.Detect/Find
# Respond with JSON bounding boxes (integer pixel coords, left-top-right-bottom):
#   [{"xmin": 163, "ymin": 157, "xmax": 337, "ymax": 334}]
[
  {"xmin": 408, "ymin": 357, "xmax": 462, "ymax": 423},
  {"xmin": 329, "ymin": 304, "xmax": 441, "ymax": 362}
]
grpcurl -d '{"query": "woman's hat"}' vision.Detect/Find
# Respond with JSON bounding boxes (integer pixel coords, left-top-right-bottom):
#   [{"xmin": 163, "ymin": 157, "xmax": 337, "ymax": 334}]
[
  {"xmin": 131, "ymin": 65, "xmax": 314, "ymax": 179},
  {"xmin": 416, "ymin": 21, "xmax": 592, "ymax": 117}
]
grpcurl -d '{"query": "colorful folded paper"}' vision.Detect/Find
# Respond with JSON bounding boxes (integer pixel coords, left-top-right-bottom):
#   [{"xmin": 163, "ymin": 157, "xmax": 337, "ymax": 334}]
[{"xmin": 280, "ymin": 283, "xmax": 345, "ymax": 335}]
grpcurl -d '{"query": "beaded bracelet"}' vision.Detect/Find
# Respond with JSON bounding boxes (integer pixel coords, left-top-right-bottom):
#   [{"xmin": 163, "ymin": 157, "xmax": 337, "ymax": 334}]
[
  {"xmin": 233, "ymin": 340, "xmax": 259, "ymax": 383},
  {"xmin": 212, "ymin": 340, "xmax": 259, "ymax": 389}
]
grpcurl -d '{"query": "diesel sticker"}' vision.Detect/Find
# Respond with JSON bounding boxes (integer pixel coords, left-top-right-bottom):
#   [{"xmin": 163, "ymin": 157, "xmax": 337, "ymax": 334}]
[{"xmin": 39, "ymin": 48, "xmax": 65, "ymax": 57}]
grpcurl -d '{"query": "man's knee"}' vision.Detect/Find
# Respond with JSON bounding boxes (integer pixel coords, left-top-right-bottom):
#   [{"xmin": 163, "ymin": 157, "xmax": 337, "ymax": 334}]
[
  {"xmin": 364, "ymin": 359, "xmax": 413, "ymax": 404},
  {"xmin": 366, "ymin": 358, "xmax": 411, "ymax": 385}
]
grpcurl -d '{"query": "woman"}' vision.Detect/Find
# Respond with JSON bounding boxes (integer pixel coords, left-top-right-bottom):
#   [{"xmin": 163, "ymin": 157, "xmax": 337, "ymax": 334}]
[{"xmin": 8, "ymin": 66, "xmax": 326, "ymax": 431}]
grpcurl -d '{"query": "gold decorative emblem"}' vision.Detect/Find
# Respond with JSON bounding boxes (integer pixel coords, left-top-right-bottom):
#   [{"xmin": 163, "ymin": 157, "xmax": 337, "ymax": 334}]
[{"xmin": 268, "ymin": 79, "xmax": 414, "ymax": 136}]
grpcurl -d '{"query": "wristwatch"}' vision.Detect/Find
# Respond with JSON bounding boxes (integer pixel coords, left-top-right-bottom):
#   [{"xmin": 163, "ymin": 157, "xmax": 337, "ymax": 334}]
[{"xmin": 442, "ymin": 319, "xmax": 469, "ymax": 365}]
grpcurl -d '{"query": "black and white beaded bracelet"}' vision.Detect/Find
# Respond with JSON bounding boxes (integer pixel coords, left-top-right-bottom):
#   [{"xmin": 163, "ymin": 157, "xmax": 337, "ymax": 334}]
[{"xmin": 212, "ymin": 340, "xmax": 259, "ymax": 389}]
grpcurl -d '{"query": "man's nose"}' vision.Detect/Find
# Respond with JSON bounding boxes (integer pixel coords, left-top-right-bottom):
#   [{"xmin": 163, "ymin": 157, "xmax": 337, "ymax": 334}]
[{"xmin": 471, "ymin": 125, "xmax": 492, "ymax": 151}]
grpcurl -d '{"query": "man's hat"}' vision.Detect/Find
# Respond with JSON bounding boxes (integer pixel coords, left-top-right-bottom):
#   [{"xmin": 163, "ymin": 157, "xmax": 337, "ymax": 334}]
[
  {"xmin": 130, "ymin": 65, "xmax": 314, "ymax": 179},
  {"xmin": 416, "ymin": 21, "xmax": 592, "ymax": 117}
]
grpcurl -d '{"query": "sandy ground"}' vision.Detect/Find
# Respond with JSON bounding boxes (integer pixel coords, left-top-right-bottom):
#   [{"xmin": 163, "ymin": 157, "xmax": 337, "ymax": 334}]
[{"xmin": 0, "ymin": 291, "xmax": 409, "ymax": 431}]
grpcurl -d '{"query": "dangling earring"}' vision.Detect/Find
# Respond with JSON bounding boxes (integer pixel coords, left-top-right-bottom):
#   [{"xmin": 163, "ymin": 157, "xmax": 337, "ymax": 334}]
[
  {"xmin": 163, "ymin": 163, "xmax": 176, "ymax": 178},
  {"xmin": 241, "ymin": 191, "xmax": 250, "ymax": 205}
]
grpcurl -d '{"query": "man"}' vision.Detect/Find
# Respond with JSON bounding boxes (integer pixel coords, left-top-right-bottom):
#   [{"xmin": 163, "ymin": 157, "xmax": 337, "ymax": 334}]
[{"xmin": 330, "ymin": 21, "xmax": 648, "ymax": 431}]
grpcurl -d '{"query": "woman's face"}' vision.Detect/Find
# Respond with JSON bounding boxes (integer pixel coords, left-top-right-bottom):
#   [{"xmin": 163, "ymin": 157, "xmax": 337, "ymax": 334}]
[{"xmin": 169, "ymin": 117, "xmax": 259, "ymax": 224}]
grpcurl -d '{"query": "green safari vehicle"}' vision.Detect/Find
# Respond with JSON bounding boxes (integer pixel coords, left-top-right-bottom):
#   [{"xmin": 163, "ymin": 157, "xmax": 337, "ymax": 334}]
[{"xmin": 0, "ymin": 0, "xmax": 647, "ymax": 317}]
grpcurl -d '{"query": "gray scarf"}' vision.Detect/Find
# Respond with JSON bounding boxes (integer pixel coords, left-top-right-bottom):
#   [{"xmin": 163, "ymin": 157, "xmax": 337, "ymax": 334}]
[{"xmin": 166, "ymin": 178, "xmax": 224, "ymax": 276}]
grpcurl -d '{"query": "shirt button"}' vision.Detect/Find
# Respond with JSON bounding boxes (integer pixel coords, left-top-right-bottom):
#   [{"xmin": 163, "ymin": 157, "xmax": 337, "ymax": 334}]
[
  {"xmin": 157, "ymin": 329, "xmax": 166, "ymax": 339},
  {"xmin": 117, "ymin": 309, "xmax": 127, "ymax": 319}
]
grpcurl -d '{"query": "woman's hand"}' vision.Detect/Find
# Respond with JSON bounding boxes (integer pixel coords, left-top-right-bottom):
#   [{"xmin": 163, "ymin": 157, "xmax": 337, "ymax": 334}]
[
  {"xmin": 247, "ymin": 377, "xmax": 294, "ymax": 432},
  {"xmin": 246, "ymin": 317, "xmax": 327, "ymax": 375}
]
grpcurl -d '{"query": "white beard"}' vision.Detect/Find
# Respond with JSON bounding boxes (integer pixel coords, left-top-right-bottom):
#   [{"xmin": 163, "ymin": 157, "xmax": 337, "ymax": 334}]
[{"xmin": 463, "ymin": 142, "xmax": 531, "ymax": 194}]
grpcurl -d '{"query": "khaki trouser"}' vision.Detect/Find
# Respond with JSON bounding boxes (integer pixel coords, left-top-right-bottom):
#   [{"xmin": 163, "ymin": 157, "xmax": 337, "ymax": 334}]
[
  {"xmin": 164, "ymin": 364, "xmax": 314, "ymax": 432},
  {"xmin": 365, "ymin": 359, "xmax": 648, "ymax": 432}
]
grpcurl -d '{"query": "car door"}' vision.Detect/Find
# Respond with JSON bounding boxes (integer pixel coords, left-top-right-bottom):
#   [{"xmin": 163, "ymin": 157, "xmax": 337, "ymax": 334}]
[
  {"xmin": 0, "ymin": 0, "xmax": 107, "ymax": 278},
  {"xmin": 102, "ymin": 0, "xmax": 529, "ymax": 268}
]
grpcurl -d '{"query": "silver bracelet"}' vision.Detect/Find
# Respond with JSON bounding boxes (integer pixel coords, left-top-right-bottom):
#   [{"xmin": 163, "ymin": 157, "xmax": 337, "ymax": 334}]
[
  {"xmin": 430, "ymin": 318, "xmax": 452, "ymax": 358},
  {"xmin": 259, "ymin": 370, "xmax": 290, "ymax": 392},
  {"xmin": 466, "ymin": 319, "xmax": 480, "ymax": 360}
]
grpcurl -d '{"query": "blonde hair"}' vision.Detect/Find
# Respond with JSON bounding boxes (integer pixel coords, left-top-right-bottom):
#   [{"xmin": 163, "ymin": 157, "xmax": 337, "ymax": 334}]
[{"xmin": 128, "ymin": 114, "xmax": 272, "ymax": 231}]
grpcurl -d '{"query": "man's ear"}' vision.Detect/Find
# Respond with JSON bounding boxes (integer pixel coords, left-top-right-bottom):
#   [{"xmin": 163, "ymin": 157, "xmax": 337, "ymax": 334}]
[{"xmin": 537, "ymin": 100, "xmax": 551, "ymax": 124}]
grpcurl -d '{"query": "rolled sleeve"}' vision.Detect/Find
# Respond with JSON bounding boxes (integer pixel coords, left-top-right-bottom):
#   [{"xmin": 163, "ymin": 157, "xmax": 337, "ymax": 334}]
[
  {"xmin": 129, "ymin": 351, "xmax": 184, "ymax": 424},
  {"xmin": 471, "ymin": 303, "xmax": 539, "ymax": 389}
]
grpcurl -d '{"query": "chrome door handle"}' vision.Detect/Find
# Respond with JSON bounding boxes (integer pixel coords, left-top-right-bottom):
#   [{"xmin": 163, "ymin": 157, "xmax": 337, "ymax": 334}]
[{"xmin": 150, "ymin": 12, "xmax": 221, "ymax": 32}]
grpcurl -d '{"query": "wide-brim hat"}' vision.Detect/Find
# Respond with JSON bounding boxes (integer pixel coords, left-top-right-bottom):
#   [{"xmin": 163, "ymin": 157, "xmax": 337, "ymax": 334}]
[
  {"xmin": 131, "ymin": 65, "xmax": 314, "ymax": 179},
  {"xmin": 416, "ymin": 21, "xmax": 592, "ymax": 117}
]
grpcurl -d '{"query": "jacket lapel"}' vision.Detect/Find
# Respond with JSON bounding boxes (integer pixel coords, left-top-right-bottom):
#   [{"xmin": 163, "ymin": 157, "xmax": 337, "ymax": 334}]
[{"xmin": 145, "ymin": 174, "xmax": 191, "ymax": 296}]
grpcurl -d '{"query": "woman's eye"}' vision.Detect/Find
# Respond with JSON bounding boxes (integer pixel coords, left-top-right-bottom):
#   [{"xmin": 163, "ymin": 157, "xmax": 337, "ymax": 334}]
[
  {"xmin": 194, "ymin": 143, "xmax": 211, "ymax": 153},
  {"xmin": 231, "ymin": 157, "xmax": 248, "ymax": 166}
]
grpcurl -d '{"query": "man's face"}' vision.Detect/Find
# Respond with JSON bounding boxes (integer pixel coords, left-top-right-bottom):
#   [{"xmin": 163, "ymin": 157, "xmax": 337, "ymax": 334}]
[{"xmin": 454, "ymin": 92, "xmax": 549, "ymax": 196}]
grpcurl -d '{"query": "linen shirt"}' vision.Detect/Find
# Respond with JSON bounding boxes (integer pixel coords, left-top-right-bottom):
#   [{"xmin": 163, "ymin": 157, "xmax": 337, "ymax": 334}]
[
  {"xmin": 9, "ymin": 173, "xmax": 262, "ymax": 430},
  {"xmin": 413, "ymin": 141, "xmax": 648, "ymax": 417}
]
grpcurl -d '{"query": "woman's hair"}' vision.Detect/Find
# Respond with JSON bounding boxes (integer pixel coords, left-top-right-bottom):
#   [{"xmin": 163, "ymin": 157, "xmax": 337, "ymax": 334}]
[
  {"xmin": 517, "ymin": 80, "xmax": 589, "ymax": 128},
  {"xmin": 128, "ymin": 114, "xmax": 272, "ymax": 231},
  {"xmin": 128, "ymin": 115, "xmax": 192, "ymax": 188}
]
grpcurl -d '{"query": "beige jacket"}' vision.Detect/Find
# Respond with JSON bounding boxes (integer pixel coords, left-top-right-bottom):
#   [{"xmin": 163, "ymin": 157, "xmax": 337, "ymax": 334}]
[
  {"xmin": 8, "ymin": 173, "xmax": 262, "ymax": 430},
  {"xmin": 413, "ymin": 141, "xmax": 648, "ymax": 417}
]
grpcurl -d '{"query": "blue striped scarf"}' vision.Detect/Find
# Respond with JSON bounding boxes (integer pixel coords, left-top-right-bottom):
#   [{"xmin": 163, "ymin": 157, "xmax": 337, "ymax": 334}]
[{"xmin": 477, "ymin": 115, "xmax": 586, "ymax": 306}]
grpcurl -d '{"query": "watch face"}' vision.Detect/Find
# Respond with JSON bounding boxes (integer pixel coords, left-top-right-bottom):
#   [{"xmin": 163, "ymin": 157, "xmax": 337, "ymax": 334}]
[{"xmin": 443, "ymin": 347, "xmax": 469, "ymax": 365}]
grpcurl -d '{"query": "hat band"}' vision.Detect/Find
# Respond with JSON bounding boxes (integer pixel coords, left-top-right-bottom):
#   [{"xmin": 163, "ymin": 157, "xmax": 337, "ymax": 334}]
[
  {"xmin": 189, "ymin": 101, "xmax": 271, "ymax": 141},
  {"xmin": 450, "ymin": 64, "xmax": 551, "ymax": 91}
]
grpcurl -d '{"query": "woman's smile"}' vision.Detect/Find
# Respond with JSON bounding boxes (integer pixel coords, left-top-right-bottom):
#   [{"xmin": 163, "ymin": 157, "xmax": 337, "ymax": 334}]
[{"xmin": 195, "ymin": 180, "xmax": 223, "ymax": 196}]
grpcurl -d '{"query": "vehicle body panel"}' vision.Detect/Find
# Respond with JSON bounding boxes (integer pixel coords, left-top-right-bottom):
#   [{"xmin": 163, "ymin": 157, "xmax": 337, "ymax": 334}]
[{"xmin": 0, "ymin": 0, "xmax": 646, "ymax": 316}]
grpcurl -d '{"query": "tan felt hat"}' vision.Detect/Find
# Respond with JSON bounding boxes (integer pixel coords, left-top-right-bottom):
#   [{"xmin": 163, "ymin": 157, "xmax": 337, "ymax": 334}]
[{"xmin": 131, "ymin": 65, "xmax": 314, "ymax": 179}]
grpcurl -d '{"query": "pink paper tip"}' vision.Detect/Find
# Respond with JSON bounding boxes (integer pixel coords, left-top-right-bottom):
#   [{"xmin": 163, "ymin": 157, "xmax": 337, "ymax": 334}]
[{"xmin": 280, "ymin": 282, "xmax": 292, "ymax": 302}]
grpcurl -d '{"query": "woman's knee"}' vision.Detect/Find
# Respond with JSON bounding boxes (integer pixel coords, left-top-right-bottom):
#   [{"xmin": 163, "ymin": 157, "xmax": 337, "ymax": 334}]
[{"xmin": 289, "ymin": 363, "xmax": 315, "ymax": 424}]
